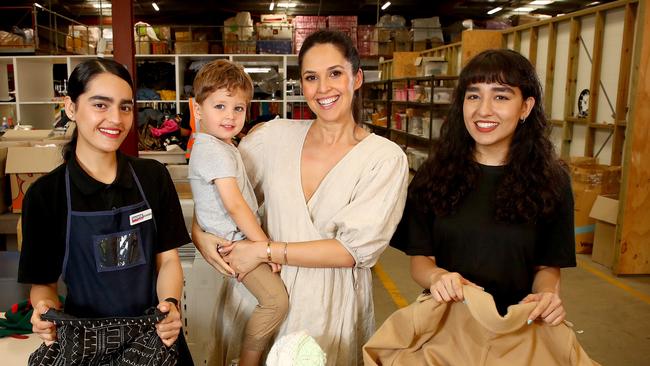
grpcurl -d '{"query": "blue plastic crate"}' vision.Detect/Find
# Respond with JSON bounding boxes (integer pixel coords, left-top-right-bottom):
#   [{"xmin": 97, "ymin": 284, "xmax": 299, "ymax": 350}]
[{"xmin": 257, "ymin": 40, "xmax": 293, "ymax": 54}]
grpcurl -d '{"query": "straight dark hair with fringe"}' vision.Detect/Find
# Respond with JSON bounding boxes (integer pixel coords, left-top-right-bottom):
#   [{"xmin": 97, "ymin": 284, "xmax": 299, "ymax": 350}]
[
  {"xmin": 62, "ymin": 58, "xmax": 134, "ymax": 162},
  {"xmin": 409, "ymin": 49, "xmax": 568, "ymax": 223},
  {"xmin": 298, "ymin": 29, "xmax": 363, "ymax": 124}
]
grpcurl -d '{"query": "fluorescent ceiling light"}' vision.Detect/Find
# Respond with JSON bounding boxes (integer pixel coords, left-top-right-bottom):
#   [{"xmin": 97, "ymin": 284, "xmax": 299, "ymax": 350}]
[
  {"xmin": 277, "ymin": 2, "xmax": 297, "ymax": 8},
  {"xmin": 33, "ymin": 3, "xmax": 44, "ymax": 9},
  {"xmin": 244, "ymin": 67, "xmax": 272, "ymax": 73},
  {"xmin": 514, "ymin": 7, "xmax": 535, "ymax": 12},
  {"xmin": 487, "ymin": 7, "xmax": 502, "ymax": 15},
  {"xmin": 269, "ymin": 1, "xmax": 275, "ymax": 11},
  {"xmin": 530, "ymin": 1, "xmax": 554, "ymax": 5},
  {"xmin": 92, "ymin": 3, "xmax": 112, "ymax": 8},
  {"xmin": 381, "ymin": 1, "xmax": 391, "ymax": 10},
  {"xmin": 152, "ymin": 2, "xmax": 160, "ymax": 11}
]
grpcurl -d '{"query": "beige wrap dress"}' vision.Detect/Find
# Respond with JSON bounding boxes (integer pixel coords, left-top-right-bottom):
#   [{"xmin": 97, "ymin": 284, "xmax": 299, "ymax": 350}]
[{"xmin": 207, "ymin": 119, "xmax": 408, "ymax": 366}]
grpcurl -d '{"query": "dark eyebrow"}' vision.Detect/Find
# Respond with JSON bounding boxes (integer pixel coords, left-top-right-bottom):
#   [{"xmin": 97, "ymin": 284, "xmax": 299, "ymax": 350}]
[
  {"xmin": 465, "ymin": 85, "xmax": 516, "ymax": 94},
  {"xmin": 492, "ymin": 86, "xmax": 516, "ymax": 94},
  {"xmin": 88, "ymin": 95, "xmax": 133, "ymax": 105},
  {"xmin": 302, "ymin": 64, "xmax": 345, "ymax": 76}
]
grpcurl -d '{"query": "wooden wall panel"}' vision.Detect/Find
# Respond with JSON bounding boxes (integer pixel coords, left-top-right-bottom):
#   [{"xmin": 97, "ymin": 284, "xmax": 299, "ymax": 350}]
[{"xmin": 616, "ymin": 0, "xmax": 649, "ymax": 274}]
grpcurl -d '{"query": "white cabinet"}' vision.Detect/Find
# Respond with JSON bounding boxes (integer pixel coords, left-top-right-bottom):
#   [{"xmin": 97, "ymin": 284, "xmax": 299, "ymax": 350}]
[{"xmin": 0, "ymin": 54, "xmax": 309, "ymax": 129}]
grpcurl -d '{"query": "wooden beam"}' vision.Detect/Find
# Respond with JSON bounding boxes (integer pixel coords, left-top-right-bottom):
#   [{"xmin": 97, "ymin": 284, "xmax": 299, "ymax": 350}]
[
  {"xmin": 612, "ymin": 2, "xmax": 638, "ymax": 165},
  {"xmin": 616, "ymin": 0, "xmax": 649, "ymax": 275},
  {"xmin": 562, "ymin": 18, "xmax": 581, "ymax": 159},
  {"xmin": 585, "ymin": 11, "xmax": 605, "ymax": 157},
  {"xmin": 503, "ymin": 0, "xmax": 638, "ymax": 32},
  {"xmin": 113, "ymin": 0, "xmax": 137, "ymax": 157},
  {"xmin": 544, "ymin": 22, "xmax": 557, "ymax": 120},
  {"xmin": 513, "ymin": 31, "xmax": 522, "ymax": 52},
  {"xmin": 529, "ymin": 27, "xmax": 539, "ymax": 68}
]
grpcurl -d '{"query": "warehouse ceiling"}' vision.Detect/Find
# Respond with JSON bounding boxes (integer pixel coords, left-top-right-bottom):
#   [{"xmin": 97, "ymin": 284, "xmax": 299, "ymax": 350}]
[{"xmin": 9, "ymin": 0, "xmax": 615, "ymax": 27}]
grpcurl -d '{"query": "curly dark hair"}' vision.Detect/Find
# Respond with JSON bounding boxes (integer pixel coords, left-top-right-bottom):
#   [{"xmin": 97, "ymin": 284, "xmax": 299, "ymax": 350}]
[{"xmin": 409, "ymin": 49, "xmax": 568, "ymax": 223}]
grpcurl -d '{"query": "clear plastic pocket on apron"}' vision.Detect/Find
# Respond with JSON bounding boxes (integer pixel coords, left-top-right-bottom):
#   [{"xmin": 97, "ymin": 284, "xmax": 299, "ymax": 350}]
[{"xmin": 93, "ymin": 228, "xmax": 146, "ymax": 272}]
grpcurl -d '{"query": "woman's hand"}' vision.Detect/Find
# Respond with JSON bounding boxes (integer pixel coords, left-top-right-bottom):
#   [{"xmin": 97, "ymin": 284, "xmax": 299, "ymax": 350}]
[
  {"xmin": 521, "ymin": 292, "xmax": 566, "ymax": 326},
  {"xmin": 155, "ymin": 300, "xmax": 182, "ymax": 347},
  {"xmin": 430, "ymin": 271, "xmax": 482, "ymax": 303},
  {"xmin": 221, "ymin": 240, "xmax": 266, "ymax": 279},
  {"xmin": 31, "ymin": 300, "xmax": 57, "ymax": 345},
  {"xmin": 191, "ymin": 217, "xmax": 236, "ymax": 277}
]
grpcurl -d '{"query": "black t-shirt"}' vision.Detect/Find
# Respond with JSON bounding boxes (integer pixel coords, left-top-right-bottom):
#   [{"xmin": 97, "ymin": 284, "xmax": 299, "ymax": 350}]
[
  {"xmin": 18, "ymin": 152, "xmax": 191, "ymax": 285},
  {"xmin": 391, "ymin": 164, "xmax": 576, "ymax": 314}
]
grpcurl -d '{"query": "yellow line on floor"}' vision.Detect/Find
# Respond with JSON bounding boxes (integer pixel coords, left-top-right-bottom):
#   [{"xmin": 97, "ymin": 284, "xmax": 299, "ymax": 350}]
[
  {"xmin": 577, "ymin": 259, "xmax": 650, "ymax": 305},
  {"xmin": 374, "ymin": 263, "xmax": 409, "ymax": 308}
]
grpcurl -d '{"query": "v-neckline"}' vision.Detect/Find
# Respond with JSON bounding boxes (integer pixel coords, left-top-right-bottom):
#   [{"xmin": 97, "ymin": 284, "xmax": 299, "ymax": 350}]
[{"xmin": 297, "ymin": 121, "xmax": 373, "ymax": 207}]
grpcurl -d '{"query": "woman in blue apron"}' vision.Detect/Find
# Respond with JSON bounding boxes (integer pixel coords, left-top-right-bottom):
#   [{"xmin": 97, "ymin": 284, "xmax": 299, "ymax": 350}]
[{"xmin": 18, "ymin": 58, "xmax": 193, "ymax": 364}]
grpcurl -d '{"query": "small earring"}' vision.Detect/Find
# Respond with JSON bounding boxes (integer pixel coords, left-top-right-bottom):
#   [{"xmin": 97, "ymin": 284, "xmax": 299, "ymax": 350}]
[{"xmin": 520, "ymin": 117, "xmax": 526, "ymax": 124}]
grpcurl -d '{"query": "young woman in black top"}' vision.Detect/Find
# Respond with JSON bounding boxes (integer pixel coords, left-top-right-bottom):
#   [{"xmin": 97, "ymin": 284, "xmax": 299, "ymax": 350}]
[
  {"xmin": 18, "ymin": 59, "xmax": 192, "ymax": 362},
  {"xmin": 392, "ymin": 49, "xmax": 576, "ymax": 325}
]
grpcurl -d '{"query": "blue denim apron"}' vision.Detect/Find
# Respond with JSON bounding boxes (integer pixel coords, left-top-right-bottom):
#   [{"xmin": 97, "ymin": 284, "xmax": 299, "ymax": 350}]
[{"xmin": 62, "ymin": 163, "xmax": 157, "ymax": 318}]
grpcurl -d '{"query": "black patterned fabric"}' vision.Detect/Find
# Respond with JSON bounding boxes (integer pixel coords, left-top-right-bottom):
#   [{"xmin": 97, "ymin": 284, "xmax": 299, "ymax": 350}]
[{"xmin": 28, "ymin": 307, "xmax": 178, "ymax": 366}]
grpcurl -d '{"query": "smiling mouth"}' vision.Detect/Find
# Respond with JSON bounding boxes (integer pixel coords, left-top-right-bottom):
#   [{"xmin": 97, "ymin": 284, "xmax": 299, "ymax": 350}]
[
  {"xmin": 317, "ymin": 96, "xmax": 339, "ymax": 107},
  {"xmin": 474, "ymin": 121, "xmax": 499, "ymax": 132},
  {"xmin": 99, "ymin": 128, "xmax": 120, "ymax": 136}
]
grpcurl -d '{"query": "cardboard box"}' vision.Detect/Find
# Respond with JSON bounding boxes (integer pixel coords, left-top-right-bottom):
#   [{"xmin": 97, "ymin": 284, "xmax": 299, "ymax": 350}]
[
  {"xmin": 571, "ymin": 164, "xmax": 621, "ymax": 253},
  {"xmin": 5, "ymin": 146, "xmax": 63, "ymax": 213},
  {"xmin": 414, "ymin": 56, "xmax": 448, "ymax": 76},
  {"xmin": 0, "ymin": 142, "xmax": 31, "ymax": 213},
  {"xmin": 174, "ymin": 41, "xmax": 209, "ymax": 54},
  {"xmin": 2, "ymin": 129, "xmax": 54, "ymax": 141},
  {"xmin": 175, "ymin": 31, "xmax": 191, "ymax": 41},
  {"xmin": 589, "ymin": 195, "xmax": 619, "ymax": 267},
  {"xmin": 392, "ymin": 52, "xmax": 421, "ymax": 79}
]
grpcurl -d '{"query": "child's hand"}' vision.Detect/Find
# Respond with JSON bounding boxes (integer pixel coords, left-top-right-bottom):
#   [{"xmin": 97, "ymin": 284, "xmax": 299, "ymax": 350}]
[
  {"xmin": 155, "ymin": 300, "xmax": 182, "ymax": 347},
  {"xmin": 31, "ymin": 300, "xmax": 57, "ymax": 345},
  {"xmin": 268, "ymin": 262, "xmax": 282, "ymax": 273}
]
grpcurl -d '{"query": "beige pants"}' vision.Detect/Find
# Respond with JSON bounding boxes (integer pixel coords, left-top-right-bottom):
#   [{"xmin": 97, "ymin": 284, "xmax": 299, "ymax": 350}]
[{"xmin": 240, "ymin": 263, "xmax": 289, "ymax": 351}]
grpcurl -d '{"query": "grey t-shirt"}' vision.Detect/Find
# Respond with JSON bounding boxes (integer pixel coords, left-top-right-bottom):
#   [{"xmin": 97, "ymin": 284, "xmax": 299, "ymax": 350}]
[{"xmin": 188, "ymin": 132, "xmax": 259, "ymax": 241}]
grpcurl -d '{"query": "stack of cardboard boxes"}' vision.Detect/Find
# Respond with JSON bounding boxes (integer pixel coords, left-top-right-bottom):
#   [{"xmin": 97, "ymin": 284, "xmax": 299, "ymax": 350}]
[
  {"xmin": 570, "ymin": 158, "xmax": 621, "ymax": 265},
  {"xmin": 0, "ymin": 129, "xmax": 72, "ymax": 215}
]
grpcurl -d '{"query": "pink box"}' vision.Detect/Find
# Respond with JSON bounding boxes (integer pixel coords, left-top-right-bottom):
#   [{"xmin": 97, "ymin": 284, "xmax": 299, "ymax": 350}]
[
  {"xmin": 293, "ymin": 16, "xmax": 327, "ymax": 28},
  {"xmin": 407, "ymin": 88, "xmax": 417, "ymax": 101}
]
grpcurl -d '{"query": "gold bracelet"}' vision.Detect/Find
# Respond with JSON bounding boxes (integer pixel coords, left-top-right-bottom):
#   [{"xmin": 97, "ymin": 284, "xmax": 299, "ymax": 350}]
[
  {"xmin": 283, "ymin": 242, "xmax": 288, "ymax": 265},
  {"xmin": 266, "ymin": 241, "xmax": 272, "ymax": 262}
]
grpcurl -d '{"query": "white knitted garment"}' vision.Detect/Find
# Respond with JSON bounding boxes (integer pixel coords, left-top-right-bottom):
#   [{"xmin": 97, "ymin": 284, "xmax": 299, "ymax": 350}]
[{"xmin": 266, "ymin": 330, "xmax": 326, "ymax": 366}]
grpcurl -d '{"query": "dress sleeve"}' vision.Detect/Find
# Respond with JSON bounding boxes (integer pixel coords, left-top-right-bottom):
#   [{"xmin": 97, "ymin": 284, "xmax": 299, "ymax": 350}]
[
  {"xmin": 151, "ymin": 163, "xmax": 192, "ymax": 253},
  {"xmin": 18, "ymin": 179, "xmax": 65, "ymax": 284},
  {"xmin": 535, "ymin": 170, "xmax": 577, "ymax": 267},
  {"xmin": 239, "ymin": 122, "xmax": 269, "ymax": 201},
  {"xmin": 390, "ymin": 196, "xmax": 436, "ymax": 257},
  {"xmin": 331, "ymin": 153, "xmax": 409, "ymax": 268}
]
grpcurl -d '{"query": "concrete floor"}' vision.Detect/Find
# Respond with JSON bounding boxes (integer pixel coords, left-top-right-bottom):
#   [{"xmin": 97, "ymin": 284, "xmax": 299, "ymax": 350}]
[{"xmin": 371, "ymin": 247, "xmax": 650, "ymax": 366}]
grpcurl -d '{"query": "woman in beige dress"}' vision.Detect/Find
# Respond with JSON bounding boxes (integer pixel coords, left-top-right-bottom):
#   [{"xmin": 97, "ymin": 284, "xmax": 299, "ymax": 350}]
[{"xmin": 192, "ymin": 30, "xmax": 408, "ymax": 366}]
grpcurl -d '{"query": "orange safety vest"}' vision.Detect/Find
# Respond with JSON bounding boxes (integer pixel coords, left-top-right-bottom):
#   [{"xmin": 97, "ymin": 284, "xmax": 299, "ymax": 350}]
[{"xmin": 185, "ymin": 98, "xmax": 200, "ymax": 159}]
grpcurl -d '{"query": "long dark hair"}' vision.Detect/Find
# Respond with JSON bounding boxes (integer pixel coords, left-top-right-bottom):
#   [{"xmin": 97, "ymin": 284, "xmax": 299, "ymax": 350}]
[
  {"xmin": 298, "ymin": 29, "xmax": 363, "ymax": 123},
  {"xmin": 410, "ymin": 49, "xmax": 567, "ymax": 223},
  {"xmin": 62, "ymin": 58, "xmax": 134, "ymax": 161}
]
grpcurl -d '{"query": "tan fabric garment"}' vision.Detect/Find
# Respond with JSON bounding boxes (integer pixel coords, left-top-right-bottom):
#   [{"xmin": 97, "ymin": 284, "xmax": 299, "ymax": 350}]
[{"xmin": 364, "ymin": 286, "xmax": 600, "ymax": 366}]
